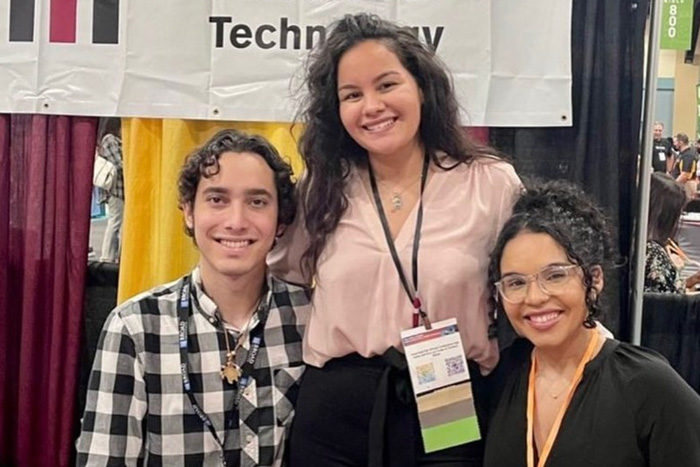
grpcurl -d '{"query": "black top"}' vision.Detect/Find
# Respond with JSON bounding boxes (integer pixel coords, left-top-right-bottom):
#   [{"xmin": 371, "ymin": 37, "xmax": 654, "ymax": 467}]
[
  {"xmin": 484, "ymin": 338, "xmax": 700, "ymax": 467},
  {"xmin": 671, "ymin": 146, "xmax": 698, "ymax": 179},
  {"xmin": 651, "ymin": 138, "xmax": 672, "ymax": 173}
]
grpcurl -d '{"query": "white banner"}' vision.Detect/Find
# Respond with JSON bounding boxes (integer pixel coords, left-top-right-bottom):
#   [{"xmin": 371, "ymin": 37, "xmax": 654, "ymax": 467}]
[{"xmin": 0, "ymin": 0, "xmax": 572, "ymax": 126}]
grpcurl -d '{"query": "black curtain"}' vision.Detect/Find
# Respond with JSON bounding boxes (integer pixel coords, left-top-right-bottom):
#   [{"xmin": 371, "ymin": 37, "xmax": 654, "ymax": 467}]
[
  {"xmin": 683, "ymin": 0, "xmax": 700, "ymax": 63},
  {"xmin": 491, "ymin": 0, "xmax": 649, "ymax": 339},
  {"xmin": 72, "ymin": 261, "xmax": 119, "ymax": 465},
  {"xmin": 642, "ymin": 293, "xmax": 700, "ymax": 393}
]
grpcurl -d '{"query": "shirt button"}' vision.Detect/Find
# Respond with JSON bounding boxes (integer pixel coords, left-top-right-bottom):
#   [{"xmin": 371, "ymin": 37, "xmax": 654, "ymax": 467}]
[{"xmin": 246, "ymin": 434, "xmax": 254, "ymax": 444}]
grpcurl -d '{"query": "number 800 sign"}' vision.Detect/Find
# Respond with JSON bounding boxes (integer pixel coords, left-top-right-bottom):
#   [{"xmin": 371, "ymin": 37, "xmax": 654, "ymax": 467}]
[{"xmin": 661, "ymin": 0, "xmax": 693, "ymax": 50}]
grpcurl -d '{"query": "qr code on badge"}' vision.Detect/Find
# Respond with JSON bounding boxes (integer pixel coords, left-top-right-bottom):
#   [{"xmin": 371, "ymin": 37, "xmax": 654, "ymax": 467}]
[
  {"xmin": 445, "ymin": 356, "xmax": 466, "ymax": 377},
  {"xmin": 416, "ymin": 363, "xmax": 436, "ymax": 385}
]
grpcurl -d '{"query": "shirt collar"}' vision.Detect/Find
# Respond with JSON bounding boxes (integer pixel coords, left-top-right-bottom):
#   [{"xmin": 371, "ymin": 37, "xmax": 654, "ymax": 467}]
[{"xmin": 189, "ymin": 266, "xmax": 272, "ymax": 330}]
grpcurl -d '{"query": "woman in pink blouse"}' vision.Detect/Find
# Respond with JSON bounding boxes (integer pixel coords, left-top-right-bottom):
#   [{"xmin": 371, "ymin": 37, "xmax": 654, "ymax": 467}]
[{"xmin": 270, "ymin": 13, "xmax": 521, "ymax": 467}]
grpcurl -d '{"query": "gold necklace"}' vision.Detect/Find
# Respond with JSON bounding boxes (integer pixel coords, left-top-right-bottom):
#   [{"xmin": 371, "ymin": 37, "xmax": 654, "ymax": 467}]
[
  {"xmin": 536, "ymin": 373, "xmax": 571, "ymax": 400},
  {"xmin": 220, "ymin": 300, "xmax": 260, "ymax": 385},
  {"xmin": 220, "ymin": 328, "xmax": 245, "ymax": 384}
]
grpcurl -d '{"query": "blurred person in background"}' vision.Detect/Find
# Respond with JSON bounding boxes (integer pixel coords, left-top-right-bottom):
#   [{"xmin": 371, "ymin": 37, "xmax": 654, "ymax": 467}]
[
  {"xmin": 645, "ymin": 172, "xmax": 700, "ymax": 293},
  {"xmin": 671, "ymin": 133, "xmax": 698, "ymax": 200},
  {"xmin": 97, "ymin": 118, "xmax": 124, "ymax": 263},
  {"xmin": 651, "ymin": 122, "xmax": 673, "ymax": 174}
]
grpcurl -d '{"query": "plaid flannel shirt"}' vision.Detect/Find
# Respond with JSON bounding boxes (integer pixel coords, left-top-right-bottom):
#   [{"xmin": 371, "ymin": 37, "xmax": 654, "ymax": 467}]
[
  {"xmin": 76, "ymin": 268, "xmax": 310, "ymax": 467},
  {"xmin": 97, "ymin": 133, "xmax": 124, "ymax": 202}
]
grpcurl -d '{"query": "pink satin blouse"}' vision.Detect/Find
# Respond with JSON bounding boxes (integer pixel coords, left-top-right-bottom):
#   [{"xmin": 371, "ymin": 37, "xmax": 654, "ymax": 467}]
[{"xmin": 269, "ymin": 157, "xmax": 521, "ymax": 372}]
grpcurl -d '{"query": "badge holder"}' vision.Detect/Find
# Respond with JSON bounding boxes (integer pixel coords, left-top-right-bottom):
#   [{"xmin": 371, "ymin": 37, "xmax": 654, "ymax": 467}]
[{"xmin": 401, "ymin": 318, "xmax": 481, "ymax": 453}]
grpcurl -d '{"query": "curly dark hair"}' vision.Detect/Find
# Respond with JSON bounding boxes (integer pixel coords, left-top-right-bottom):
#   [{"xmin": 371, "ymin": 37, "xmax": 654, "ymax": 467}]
[
  {"xmin": 296, "ymin": 13, "xmax": 498, "ymax": 278},
  {"xmin": 178, "ymin": 129, "xmax": 296, "ymax": 237},
  {"xmin": 647, "ymin": 172, "xmax": 686, "ymax": 244},
  {"xmin": 488, "ymin": 180, "xmax": 616, "ymax": 329}
]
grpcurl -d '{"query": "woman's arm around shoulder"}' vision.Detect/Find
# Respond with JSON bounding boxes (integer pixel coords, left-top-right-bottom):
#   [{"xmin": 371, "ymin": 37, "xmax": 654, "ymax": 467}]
[{"xmin": 267, "ymin": 198, "xmax": 312, "ymax": 286}]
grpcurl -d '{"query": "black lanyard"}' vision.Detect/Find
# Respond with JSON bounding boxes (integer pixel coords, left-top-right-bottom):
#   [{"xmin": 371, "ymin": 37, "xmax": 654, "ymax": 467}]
[
  {"xmin": 368, "ymin": 155, "xmax": 431, "ymax": 329},
  {"xmin": 177, "ymin": 275, "xmax": 267, "ymax": 463}
]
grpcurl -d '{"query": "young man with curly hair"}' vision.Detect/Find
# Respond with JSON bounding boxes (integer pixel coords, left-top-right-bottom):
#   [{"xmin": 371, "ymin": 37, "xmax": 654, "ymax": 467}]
[{"xmin": 77, "ymin": 129, "xmax": 309, "ymax": 467}]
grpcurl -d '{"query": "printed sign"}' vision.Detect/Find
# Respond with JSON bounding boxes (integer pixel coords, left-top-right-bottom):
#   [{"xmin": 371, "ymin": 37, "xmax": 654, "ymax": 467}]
[
  {"xmin": 0, "ymin": 0, "xmax": 573, "ymax": 126},
  {"xmin": 660, "ymin": 0, "xmax": 694, "ymax": 50}
]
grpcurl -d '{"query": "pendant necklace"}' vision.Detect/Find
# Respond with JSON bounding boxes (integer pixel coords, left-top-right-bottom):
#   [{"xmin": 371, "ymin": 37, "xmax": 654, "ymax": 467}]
[
  {"xmin": 220, "ymin": 301, "xmax": 259, "ymax": 385},
  {"xmin": 220, "ymin": 329, "xmax": 244, "ymax": 384},
  {"xmin": 536, "ymin": 374, "xmax": 570, "ymax": 400},
  {"xmin": 381, "ymin": 174, "xmax": 423, "ymax": 212}
]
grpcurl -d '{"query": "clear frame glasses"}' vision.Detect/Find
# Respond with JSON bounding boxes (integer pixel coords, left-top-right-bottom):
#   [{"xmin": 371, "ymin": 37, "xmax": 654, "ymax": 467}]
[{"xmin": 494, "ymin": 264, "xmax": 579, "ymax": 304}]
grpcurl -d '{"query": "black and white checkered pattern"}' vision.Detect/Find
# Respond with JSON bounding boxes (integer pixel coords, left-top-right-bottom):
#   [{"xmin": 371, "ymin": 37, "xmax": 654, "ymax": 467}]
[
  {"xmin": 97, "ymin": 133, "xmax": 124, "ymax": 202},
  {"xmin": 76, "ymin": 268, "xmax": 310, "ymax": 467}
]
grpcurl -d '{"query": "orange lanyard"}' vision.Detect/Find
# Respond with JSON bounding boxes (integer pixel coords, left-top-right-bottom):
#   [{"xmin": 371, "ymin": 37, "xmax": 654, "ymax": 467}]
[{"xmin": 526, "ymin": 331, "xmax": 600, "ymax": 467}]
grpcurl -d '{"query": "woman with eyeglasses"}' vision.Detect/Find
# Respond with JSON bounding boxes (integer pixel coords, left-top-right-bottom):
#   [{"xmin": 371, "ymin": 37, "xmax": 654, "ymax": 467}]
[{"xmin": 484, "ymin": 180, "xmax": 700, "ymax": 467}]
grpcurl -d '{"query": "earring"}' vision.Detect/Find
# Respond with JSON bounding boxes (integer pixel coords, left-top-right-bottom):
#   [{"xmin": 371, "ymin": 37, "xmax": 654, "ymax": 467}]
[
  {"xmin": 588, "ymin": 288, "xmax": 598, "ymax": 302},
  {"xmin": 491, "ymin": 293, "xmax": 499, "ymax": 321}
]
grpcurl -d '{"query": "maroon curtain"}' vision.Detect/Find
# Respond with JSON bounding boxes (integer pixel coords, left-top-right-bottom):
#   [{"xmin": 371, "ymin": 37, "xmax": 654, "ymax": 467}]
[{"xmin": 0, "ymin": 114, "xmax": 97, "ymax": 467}]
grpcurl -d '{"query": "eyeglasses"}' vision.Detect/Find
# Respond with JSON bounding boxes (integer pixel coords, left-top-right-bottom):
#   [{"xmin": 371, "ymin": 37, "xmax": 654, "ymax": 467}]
[{"xmin": 494, "ymin": 264, "xmax": 579, "ymax": 304}]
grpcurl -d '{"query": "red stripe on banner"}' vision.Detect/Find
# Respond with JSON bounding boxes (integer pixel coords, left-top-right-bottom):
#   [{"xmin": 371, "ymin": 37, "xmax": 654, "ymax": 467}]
[
  {"xmin": 49, "ymin": 0, "xmax": 77, "ymax": 43},
  {"xmin": 466, "ymin": 127, "xmax": 490, "ymax": 145}
]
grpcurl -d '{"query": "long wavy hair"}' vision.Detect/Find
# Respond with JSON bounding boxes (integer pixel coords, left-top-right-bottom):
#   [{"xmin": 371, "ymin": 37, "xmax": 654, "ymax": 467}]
[{"xmin": 296, "ymin": 13, "xmax": 497, "ymax": 278}]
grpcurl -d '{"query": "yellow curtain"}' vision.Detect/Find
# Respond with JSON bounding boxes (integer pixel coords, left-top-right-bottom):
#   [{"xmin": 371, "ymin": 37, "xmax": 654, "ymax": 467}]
[{"xmin": 118, "ymin": 119, "xmax": 303, "ymax": 304}]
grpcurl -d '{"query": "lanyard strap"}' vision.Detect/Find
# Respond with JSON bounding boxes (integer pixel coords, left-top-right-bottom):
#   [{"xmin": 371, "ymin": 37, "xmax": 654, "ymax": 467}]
[
  {"xmin": 368, "ymin": 154, "xmax": 431, "ymax": 329},
  {"xmin": 177, "ymin": 275, "xmax": 268, "ymax": 457},
  {"xmin": 526, "ymin": 331, "xmax": 600, "ymax": 467}
]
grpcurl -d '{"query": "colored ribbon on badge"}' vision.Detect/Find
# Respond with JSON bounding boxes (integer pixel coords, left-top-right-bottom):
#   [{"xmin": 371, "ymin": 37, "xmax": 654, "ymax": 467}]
[{"xmin": 401, "ymin": 318, "xmax": 481, "ymax": 452}]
